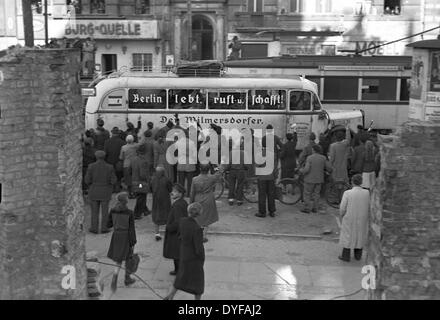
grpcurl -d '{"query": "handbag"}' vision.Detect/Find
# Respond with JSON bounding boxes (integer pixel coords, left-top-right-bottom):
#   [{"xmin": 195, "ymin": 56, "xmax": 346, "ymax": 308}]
[
  {"xmin": 132, "ymin": 181, "xmax": 149, "ymax": 193},
  {"xmin": 126, "ymin": 253, "xmax": 140, "ymax": 274}
]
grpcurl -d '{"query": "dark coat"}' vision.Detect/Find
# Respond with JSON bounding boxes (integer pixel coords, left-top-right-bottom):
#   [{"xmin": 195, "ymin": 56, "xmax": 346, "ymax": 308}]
[
  {"xmin": 107, "ymin": 204, "xmax": 137, "ymax": 263},
  {"xmin": 83, "ymin": 145, "xmax": 96, "ymax": 168},
  {"xmin": 151, "ymin": 172, "xmax": 173, "ymax": 225},
  {"xmin": 85, "ymin": 159, "xmax": 117, "ymax": 201},
  {"xmin": 104, "ymin": 136, "xmax": 126, "ymax": 166},
  {"xmin": 163, "ymin": 198, "xmax": 188, "ymax": 260},
  {"xmin": 121, "ymin": 120, "xmax": 142, "ymax": 143},
  {"xmin": 174, "ymin": 217, "xmax": 205, "ymax": 295},
  {"xmin": 280, "ymin": 135, "xmax": 297, "ymax": 179},
  {"xmin": 301, "ymin": 153, "xmax": 332, "ymax": 184},
  {"xmin": 351, "ymin": 144, "xmax": 365, "ymax": 174},
  {"xmin": 93, "ymin": 127, "xmax": 110, "ymax": 150},
  {"xmin": 131, "ymin": 154, "xmax": 151, "ymax": 186}
]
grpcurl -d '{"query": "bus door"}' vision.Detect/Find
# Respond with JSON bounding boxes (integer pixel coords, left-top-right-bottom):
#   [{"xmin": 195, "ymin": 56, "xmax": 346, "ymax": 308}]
[{"xmin": 286, "ymin": 90, "xmax": 317, "ymax": 150}]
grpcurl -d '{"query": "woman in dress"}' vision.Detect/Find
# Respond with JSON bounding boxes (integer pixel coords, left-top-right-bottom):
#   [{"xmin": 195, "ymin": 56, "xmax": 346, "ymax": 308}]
[
  {"xmin": 151, "ymin": 166, "xmax": 173, "ymax": 241},
  {"xmin": 164, "ymin": 202, "xmax": 205, "ymax": 300},
  {"xmin": 163, "ymin": 183, "xmax": 188, "ymax": 275},
  {"xmin": 107, "ymin": 192, "xmax": 137, "ymax": 291},
  {"xmin": 190, "ymin": 164, "xmax": 223, "ymax": 242}
]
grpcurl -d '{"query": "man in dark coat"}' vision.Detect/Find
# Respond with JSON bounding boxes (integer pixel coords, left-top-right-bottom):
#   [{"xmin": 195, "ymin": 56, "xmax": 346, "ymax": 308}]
[
  {"xmin": 104, "ymin": 127, "xmax": 126, "ymax": 192},
  {"xmin": 164, "ymin": 202, "xmax": 205, "ymax": 300},
  {"xmin": 85, "ymin": 150, "xmax": 117, "ymax": 234},
  {"xmin": 298, "ymin": 132, "xmax": 316, "ymax": 168},
  {"xmin": 107, "ymin": 192, "xmax": 137, "ymax": 291},
  {"xmin": 255, "ymin": 143, "xmax": 277, "ymax": 218},
  {"xmin": 131, "ymin": 143, "xmax": 152, "ymax": 219},
  {"xmin": 280, "ymin": 131, "xmax": 298, "ymax": 179},
  {"xmin": 163, "ymin": 183, "xmax": 188, "ymax": 275},
  {"xmin": 93, "ymin": 118, "xmax": 110, "ymax": 151},
  {"xmin": 82, "ymin": 137, "xmax": 96, "ymax": 193},
  {"xmin": 151, "ymin": 166, "xmax": 173, "ymax": 241}
]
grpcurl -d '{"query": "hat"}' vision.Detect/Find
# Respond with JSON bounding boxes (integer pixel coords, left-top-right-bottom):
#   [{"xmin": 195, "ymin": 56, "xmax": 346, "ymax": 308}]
[
  {"xmin": 173, "ymin": 183, "xmax": 186, "ymax": 195},
  {"xmin": 111, "ymin": 127, "xmax": 119, "ymax": 134},
  {"xmin": 116, "ymin": 192, "xmax": 129, "ymax": 204},
  {"xmin": 187, "ymin": 202, "xmax": 203, "ymax": 217},
  {"xmin": 95, "ymin": 150, "xmax": 106, "ymax": 159}
]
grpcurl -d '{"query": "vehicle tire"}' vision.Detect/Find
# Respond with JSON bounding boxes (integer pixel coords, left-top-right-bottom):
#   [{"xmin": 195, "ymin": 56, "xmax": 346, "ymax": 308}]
[
  {"xmin": 243, "ymin": 177, "xmax": 259, "ymax": 203},
  {"xmin": 326, "ymin": 181, "xmax": 351, "ymax": 208},
  {"xmin": 276, "ymin": 178, "xmax": 302, "ymax": 205}
]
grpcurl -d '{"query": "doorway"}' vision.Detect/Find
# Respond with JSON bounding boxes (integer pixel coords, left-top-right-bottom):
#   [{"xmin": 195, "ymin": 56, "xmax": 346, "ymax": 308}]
[
  {"xmin": 101, "ymin": 54, "xmax": 117, "ymax": 74},
  {"xmin": 192, "ymin": 16, "xmax": 213, "ymax": 60}
]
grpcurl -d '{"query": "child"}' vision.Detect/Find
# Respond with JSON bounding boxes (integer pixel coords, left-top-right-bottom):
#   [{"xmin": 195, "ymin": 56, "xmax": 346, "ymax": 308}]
[
  {"xmin": 151, "ymin": 166, "xmax": 172, "ymax": 241},
  {"xmin": 163, "ymin": 183, "xmax": 188, "ymax": 275}
]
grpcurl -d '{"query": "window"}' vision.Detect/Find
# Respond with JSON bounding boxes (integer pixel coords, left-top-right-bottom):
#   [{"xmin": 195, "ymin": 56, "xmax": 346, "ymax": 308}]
[
  {"xmin": 400, "ymin": 78, "xmax": 410, "ymax": 101},
  {"xmin": 168, "ymin": 89, "xmax": 206, "ymax": 109},
  {"xmin": 321, "ymin": 45, "xmax": 336, "ymax": 55},
  {"xmin": 135, "ymin": 0, "xmax": 150, "ymax": 14},
  {"xmin": 248, "ymin": 0, "xmax": 263, "ymax": 13},
  {"xmin": 289, "ymin": 91, "xmax": 311, "ymax": 111},
  {"xmin": 312, "ymin": 93, "xmax": 322, "ymax": 111},
  {"xmin": 324, "ymin": 77, "xmax": 358, "ymax": 100},
  {"xmin": 315, "ymin": 0, "xmax": 332, "ymax": 13},
  {"xmin": 248, "ymin": 90, "xmax": 286, "ymax": 110},
  {"xmin": 361, "ymin": 78, "xmax": 396, "ymax": 101},
  {"xmin": 208, "ymin": 90, "xmax": 247, "ymax": 110},
  {"xmin": 241, "ymin": 43, "xmax": 268, "ymax": 58},
  {"xmin": 290, "ymin": 0, "xmax": 304, "ymax": 13},
  {"xmin": 128, "ymin": 89, "xmax": 166, "ymax": 109},
  {"xmin": 91, "ymin": 0, "xmax": 105, "ymax": 14},
  {"xmin": 31, "ymin": 0, "xmax": 43, "ymax": 14},
  {"xmin": 132, "ymin": 53, "xmax": 153, "ymax": 71},
  {"xmin": 68, "ymin": 0, "xmax": 82, "ymax": 14},
  {"xmin": 384, "ymin": 0, "xmax": 400, "ymax": 15}
]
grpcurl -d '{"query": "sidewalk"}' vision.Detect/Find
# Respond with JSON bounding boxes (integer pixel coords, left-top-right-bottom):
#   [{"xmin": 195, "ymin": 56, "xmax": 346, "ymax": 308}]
[{"xmin": 85, "ymin": 195, "xmax": 365, "ymax": 300}]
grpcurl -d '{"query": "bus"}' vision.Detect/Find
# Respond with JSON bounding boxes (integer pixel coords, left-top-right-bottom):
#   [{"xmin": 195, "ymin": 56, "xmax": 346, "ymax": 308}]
[
  {"xmin": 83, "ymin": 72, "xmax": 364, "ymax": 150},
  {"xmin": 224, "ymin": 55, "xmax": 412, "ymax": 133}
]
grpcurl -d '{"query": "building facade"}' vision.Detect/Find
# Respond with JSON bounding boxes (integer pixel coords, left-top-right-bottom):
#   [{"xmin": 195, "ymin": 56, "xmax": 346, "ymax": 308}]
[
  {"xmin": 227, "ymin": 0, "xmax": 440, "ymax": 58},
  {"xmin": 1, "ymin": 0, "xmax": 440, "ymax": 73}
]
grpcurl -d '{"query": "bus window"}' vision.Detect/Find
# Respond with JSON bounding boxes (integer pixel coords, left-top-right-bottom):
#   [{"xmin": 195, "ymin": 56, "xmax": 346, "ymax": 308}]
[
  {"xmin": 248, "ymin": 89, "xmax": 286, "ymax": 110},
  {"xmin": 312, "ymin": 93, "xmax": 321, "ymax": 111},
  {"xmin": 361, "ymin": 78, "xmax": 396, "ymax": 101},
  {"xmin": 128, "ymin": 88, "xmax": 166, "ymax": 109},
  {"xmin": 400, "ymin": 78, "xmax": 410, "ymax": 101},
  {"xmin": 168, "ymin": 89, "xmax": 206, "ymax": 109},
  {"xmin": 324, "ymin": 77, "xmax": 358, "ymax": 100},
  {"xmin": 289, "ymin": 90, "xmax": 311, "ymax": 111},
  {"xmin": 102, "ymin": 89, "xmax": 126, "ymax": 109},
  {"xmin": 207, "ymin": 90, "xmax": 247, "ymax": 109}
]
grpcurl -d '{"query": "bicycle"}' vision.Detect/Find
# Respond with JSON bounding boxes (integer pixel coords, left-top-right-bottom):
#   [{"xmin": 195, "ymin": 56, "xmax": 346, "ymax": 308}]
[
  {"xmin": 325, "ymin": 179, "xmax": 351, "ymax": 209},
  {"xmin": 275, "ymin": 169, "xmax": 303, "ymax": 205},
  {"xmin": 213, "ymin": 170, "xmax": 259, "ymax": 203}
]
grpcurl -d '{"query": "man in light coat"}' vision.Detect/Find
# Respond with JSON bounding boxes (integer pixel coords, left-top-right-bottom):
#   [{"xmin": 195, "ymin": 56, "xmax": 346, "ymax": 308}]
[
  {"xmin": 338, "ymin": 174, "xmax": 370, "ymax": 262},
  {"xmin": 328, "ymin": 125, "xmax": 351, "ymax": 183}
]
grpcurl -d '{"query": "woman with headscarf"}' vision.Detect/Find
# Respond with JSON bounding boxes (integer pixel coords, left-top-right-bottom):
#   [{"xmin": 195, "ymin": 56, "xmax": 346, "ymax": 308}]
[
  {"xmin": 163, "ymin": 183, "xmax": 188, "ymax": 275},
  {"xmin": 151, "ymin": 166, "xmax": 173, "ymax": 241},
  {"xmin": 107, "ymin": 192, "xmax": 137, "ymax": 291},
  {"xmin": 120, "ymin": 135, "xmax": 138, "ymax": 198},
  {"xmin": 190, "ymin": 163, "xmax": 224, "ymax": 242},
  {"xmin": 164, "ymin": 202, "xmax": 205, "ymax": 300}
]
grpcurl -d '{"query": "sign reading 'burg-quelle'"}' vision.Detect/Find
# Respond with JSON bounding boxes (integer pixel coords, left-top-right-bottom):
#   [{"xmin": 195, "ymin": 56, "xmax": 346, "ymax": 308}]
[{"xmin": 63, "ymin": 20, "xmax": 159, "ymax": 39}]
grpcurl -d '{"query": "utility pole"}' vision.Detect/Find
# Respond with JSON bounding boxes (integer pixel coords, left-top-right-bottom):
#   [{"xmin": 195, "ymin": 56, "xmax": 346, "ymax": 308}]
[
  {"xmin": 22, "ymin": 0, "xmax": 34, "ymax": 47},
  {"xmin": 187, "ymin": 0, "xmax": 192, "ymax": 61},
  {"xmin": 44, "ymin": 0, "xmax": 48, "ymax": 45}
]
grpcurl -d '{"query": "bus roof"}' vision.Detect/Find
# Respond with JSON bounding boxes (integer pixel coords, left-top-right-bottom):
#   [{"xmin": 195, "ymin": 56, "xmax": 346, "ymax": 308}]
[{"xmin": 92, "ymin": 75, "xmax": 313, "ymax": 94}]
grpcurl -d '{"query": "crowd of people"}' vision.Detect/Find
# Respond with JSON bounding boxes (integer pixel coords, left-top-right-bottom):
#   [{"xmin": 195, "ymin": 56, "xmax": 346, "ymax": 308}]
[{"xmin": 82, "ymin": 118, "xmax": 380, "ymax": 297}]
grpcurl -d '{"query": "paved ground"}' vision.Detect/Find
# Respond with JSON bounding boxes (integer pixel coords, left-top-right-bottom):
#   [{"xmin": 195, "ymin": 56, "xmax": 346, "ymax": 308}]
[{"xmin": 84, "ymin": 194, "xmax": 367, "ymax": 300}]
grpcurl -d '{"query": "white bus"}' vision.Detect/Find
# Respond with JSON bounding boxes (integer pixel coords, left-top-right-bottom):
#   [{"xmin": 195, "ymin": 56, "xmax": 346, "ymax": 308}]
[{"xmin": 84, "ymin": 73, "xmax": 364, "ymax": 149}]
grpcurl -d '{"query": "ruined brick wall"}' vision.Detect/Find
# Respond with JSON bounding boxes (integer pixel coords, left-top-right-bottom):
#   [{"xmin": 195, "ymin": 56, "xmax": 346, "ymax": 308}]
[
  {"xmin": 367, "ymin": 121, "xmax": 440, "ymax": 300},
  {"xmin": 0, "ymin": 48, "xmax": 87, "ymax": 299}
]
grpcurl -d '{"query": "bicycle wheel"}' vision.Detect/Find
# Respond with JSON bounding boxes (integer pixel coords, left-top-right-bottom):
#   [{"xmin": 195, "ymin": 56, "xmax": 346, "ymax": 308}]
[
  {"xmin": 213, "ymin": 178, "xmax": 225, "ymax": 200},
  {"xmin": 243, "ymin": 177, "xmax": 259, "ymax": 203},
  {"xmin": 326, "ymin": 181, "xmax": 351, "ymax": 208},
  {"xmin": 276, "ymin": 178, "xmax": 302, "ymax": 205}
]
